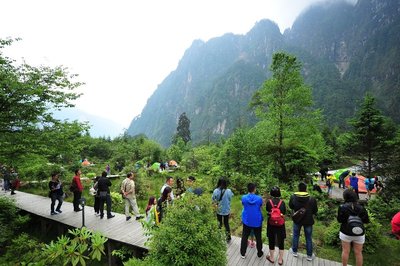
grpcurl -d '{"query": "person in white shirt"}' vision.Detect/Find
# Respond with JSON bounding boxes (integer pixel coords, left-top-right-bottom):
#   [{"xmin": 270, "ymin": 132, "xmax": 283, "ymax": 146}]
[{"xmin": 160, "ymin": 176, "xmax": 175, "ymax": 201}]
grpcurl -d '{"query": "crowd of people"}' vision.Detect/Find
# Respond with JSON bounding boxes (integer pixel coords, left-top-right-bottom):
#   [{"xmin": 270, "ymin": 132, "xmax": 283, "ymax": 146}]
[{"xmin": 36, "ymin": 168, "xmax": 397, "ymax": 265}]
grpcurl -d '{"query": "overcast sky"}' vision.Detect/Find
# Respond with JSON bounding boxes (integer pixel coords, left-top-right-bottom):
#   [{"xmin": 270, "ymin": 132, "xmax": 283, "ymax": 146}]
[{"xmin": 2, "ymin": 0, "xmax": 340, "ymax": 134}]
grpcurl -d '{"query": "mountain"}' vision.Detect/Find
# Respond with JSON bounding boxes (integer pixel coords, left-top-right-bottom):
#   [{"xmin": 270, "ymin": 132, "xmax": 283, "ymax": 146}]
[
  {"xmin": 128, "ymin": 0, "xmax": 400, "ymax": 147},
  {"xmin": 54, "ymin": 108, "xmax": 124, "ymax": 138}
]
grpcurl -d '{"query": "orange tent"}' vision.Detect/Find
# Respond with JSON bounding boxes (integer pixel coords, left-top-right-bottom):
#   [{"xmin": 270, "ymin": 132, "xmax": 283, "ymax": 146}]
[
  {"xmin": 345, "ymin": 175, "xmax": 376, "ymax": 194},
  {"xmin": 81, "ymin": 159, "xmax": 90, "ymax": 166},
  {"xmin": 168, "ymin": 160, "xmax": 178, "ymax": 167}
]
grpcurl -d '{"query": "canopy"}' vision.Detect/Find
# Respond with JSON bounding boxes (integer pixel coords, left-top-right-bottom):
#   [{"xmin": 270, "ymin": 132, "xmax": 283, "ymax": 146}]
[{"xmin": 344, "ymin": 175, "xmax": 376, "ymax": 194}]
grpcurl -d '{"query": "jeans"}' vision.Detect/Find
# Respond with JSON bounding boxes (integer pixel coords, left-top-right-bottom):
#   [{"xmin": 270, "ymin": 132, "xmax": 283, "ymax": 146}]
[{"xmin": 292, "ymin": 223, "xmax": 313, "ymax": 257}]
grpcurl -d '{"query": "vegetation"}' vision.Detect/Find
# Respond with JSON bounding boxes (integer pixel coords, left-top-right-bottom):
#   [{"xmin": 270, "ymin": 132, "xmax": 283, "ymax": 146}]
[{"xmin": 1, "ymin": 43, "xmax": 400, "ymax": 266}]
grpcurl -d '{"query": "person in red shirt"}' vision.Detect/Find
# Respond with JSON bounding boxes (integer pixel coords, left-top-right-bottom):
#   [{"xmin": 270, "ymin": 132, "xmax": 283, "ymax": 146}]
[
  {"xmin": 391, "ymin": 211, "xmax": 400, "ymax": 240},
  {"xmin": 72, "ymin": 169, "xmax": 83, "ymax": 212}
]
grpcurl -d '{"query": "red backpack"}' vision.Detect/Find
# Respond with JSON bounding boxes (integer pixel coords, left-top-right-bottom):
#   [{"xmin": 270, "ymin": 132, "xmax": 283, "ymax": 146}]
[{"xmin": 269, "ymin": 199, "xmax": 285, "ymax": 226}]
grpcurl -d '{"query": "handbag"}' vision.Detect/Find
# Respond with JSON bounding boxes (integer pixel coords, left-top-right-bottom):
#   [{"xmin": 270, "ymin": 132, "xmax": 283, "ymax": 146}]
[{"xmin": 292, "ymin": 200, "xmax": 309, "ymax": 224}]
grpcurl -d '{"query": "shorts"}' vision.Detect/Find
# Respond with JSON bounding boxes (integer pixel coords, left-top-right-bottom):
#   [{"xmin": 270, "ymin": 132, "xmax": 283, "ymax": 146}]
[{"xmin": 339, "ymin": 232, "xmax": 365, "ymax": 244}]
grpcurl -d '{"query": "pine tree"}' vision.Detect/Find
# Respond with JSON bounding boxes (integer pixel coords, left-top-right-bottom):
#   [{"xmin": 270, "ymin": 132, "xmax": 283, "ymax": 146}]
[{"xmin": 173, "ymin": 112, "xmax": 191, "ymax": 145}]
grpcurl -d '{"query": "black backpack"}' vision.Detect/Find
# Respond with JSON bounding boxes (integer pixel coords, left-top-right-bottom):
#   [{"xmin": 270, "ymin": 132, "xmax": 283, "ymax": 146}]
[{"xmin": 346, "ymin": 203, "xmax": 365, "ymax": 236}]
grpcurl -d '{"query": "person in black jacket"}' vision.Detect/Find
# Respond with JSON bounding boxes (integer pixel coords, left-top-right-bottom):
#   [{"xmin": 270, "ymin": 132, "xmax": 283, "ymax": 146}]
[
  {"xmin": 266, "ymin": 186, "xmax": 286, "ymax": 265},
  {"xmin": 97, "ymin": 171, "xmax": 115, "ymax": 219},
  {"xmin": 289, "ymin": 182, "xmax": 318, "ymax": 261},
  {"xmin": 337, "ymin": 189, "xmax": 369, "ymax": 266}
]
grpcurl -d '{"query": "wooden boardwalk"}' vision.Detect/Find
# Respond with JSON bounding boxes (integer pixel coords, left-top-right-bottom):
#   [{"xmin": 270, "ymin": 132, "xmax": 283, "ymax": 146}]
[{"xmin": 1, "ymin": 190, "xmax": 343, "ymax": 265}]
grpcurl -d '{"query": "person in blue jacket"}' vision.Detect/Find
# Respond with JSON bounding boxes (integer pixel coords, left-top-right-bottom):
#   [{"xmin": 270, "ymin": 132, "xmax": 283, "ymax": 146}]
[
  {"xmin": 212, "ymin": 178, "xmax": 234, "ymax": 242},
  {"xmin": 349, "ymin": 172, "xmax": 359, "ymax": 199},
  {"xmin": 240, "ymin": 183, "xmax": 264, "ymax": 259}
]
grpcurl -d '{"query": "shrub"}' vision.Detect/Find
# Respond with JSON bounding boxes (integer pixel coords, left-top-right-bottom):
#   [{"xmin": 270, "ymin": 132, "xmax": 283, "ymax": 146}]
[
  {"xmin": 363, "ymin": 213, "xmax": 383, "ymax": 254},
  {"xmin": 323, "ymin": 220, "xmax": 341, "ymax": 247},
  {"xmin": 366, "ymin": 196, "xmax": 400, "ymax": 220},
  {"xmin": 129, "ymin": 194, "xmax": 226, "ymax": 266},
  {"xmin": 0, "ymin": 197, "xmax": 30, "ymax": 246}
]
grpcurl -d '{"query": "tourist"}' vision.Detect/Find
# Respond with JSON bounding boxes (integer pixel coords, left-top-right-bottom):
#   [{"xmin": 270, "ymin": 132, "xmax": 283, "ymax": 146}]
[
  {"xmin": 349, "ymin": 172, "xmax": 359, "ymax": 199},
  {"xmin": 97, "ymin": 171, "xmax": 115, "ymax": 219},
  {"xmin": 240, "ymin": 183, "xmax": 263, "ymax": 259},
  {"xmin": 338, "ymin": 170, "xmax": 350, "ymax": 189},
  {"xmin": 212, "ymin": 178, "xmax": 234, "ymax": 243},
  {"xmin": 326, "ymin": 173, "xmax": 334, "ymax": 196},
  {"xmin": 175, "ymin": 177, "xmax": 186, "ymax": 198},
  {"xmin": 71, "ymin": 169, "xmax": 83, "ymax": 212},
  {"xmin": 161, "ymin": 176, "xmax": 175, "ymax": 201},
  {"xmin": 49, "ymin": 173, "xmax": 63, "ymax": 215},
  {"xmin": 289, "ymin": 182, "xmax": 318, "ymax": 261},
  {"xmin": 145, "ymin": 196, "xmax": 159, "ymax": 226},
  {"xmin": 121, "ymin": 172, "xmax": 143, "ymax": 221},
  {"xmin": 337, "ymin": 189, "xmax": 369, "ymax": 266},
  {"xmin": 157, "ymin": 186, "xmax": 172, "ymax": 222},
  {"xmin": 266, "ymin": 186, "xmax": 286, "ymax": 265}
]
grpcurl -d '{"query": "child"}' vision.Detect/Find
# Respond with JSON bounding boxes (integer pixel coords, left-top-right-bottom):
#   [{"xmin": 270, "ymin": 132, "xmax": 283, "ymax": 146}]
[{"xmin": 248, "ymin": 229, "xmax": 256, "ymax": 248}]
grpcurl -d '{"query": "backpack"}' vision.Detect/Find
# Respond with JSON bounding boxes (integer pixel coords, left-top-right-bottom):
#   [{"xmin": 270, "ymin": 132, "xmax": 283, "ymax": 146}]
[
  {"xmin": 346, "ymin": 203, "xmax": 365, "ymax": 236},
  {"xmin": 269, "ymin": 199, "xmax": 284, "ymax": 226}
]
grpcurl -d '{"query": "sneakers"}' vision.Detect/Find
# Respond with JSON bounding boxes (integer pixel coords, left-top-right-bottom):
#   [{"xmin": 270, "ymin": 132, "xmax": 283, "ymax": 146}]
[
  {"xmin": 240, "ymin": 255, "xmax": 245, "ymax": 259},
  {"xmin": 126, "ymin": 216, "xmax": 131, "ymax": 221},
  {"xmin": 95, "ymin": 212, "xmax": 100, "ymax": 217},
  {"xmin": 257, "ymin": 251, "xmax": 264, "ymax": 258},
  {"xmin": 289, "ymin": 248, "xmax": 298, "ymax": 257},
  {"xmin": 56, "ymin": 210, "xmax": 62, "ymax": 213},
  {"xmin": 51, "ymin": 211, "xmax": 57, "ymax": 215},
  {"xmin": 307, "ymin": 255, "xmax": 313, "ymax": 261}
]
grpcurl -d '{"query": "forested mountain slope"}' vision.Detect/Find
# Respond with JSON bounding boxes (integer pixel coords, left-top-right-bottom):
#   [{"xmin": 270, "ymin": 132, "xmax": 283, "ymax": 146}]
[{"xmin": 128, "ymin": 0, "xmax": 400, "ymax": 146}]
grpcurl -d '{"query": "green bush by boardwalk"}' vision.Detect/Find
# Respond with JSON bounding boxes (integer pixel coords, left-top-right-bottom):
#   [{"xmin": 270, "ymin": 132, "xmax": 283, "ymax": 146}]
[{"xmin": 1, "ymin": 38, "xmax": 400, "ymax": 265}]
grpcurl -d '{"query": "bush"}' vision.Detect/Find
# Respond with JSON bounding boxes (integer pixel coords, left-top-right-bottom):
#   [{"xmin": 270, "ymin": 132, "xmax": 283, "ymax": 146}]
[
  {"xmin": 366, "ymin": 196, "xmax": 400, "ymax": 220},
  {"xmin": 0, "ymin": 197, "xmax": 30, "ymax": 246},
  {"xmin": 363, "ymin": 213, "xmax": 383, "ymax": 254},
  {"xmin": 323, "ymin": 221, "xmax": 341, "ymax": 247},
  {"xmin": 128, "ymin": 194, "xmax": 227, "ymax": 266}
]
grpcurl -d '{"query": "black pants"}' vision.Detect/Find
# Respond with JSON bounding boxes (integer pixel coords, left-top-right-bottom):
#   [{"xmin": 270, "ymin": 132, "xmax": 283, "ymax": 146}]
[
  {"xmin": 99, "ymin": 194, "xmax": 112, "ymax": 217},
  {"xmin": 240, "ymin": 224, "xmax": 263, "ymax": 257},
  {"xmin": 50, "ymin": 193, "xmax": 63, "ymax": 212},
  {"xmin": 217, "ymin": 214, "xmax": 231, "ymax": 240},
  {"xmin": 268, "ymin": 232, "xmax": 284, "ymax": 250},
  {"xmin": 73, "ymin": 191, "xmax": 82, "ymax": 211},
  {"xmin": 94, "ymin": 196, "xmax": 100, "ymax": 213}
]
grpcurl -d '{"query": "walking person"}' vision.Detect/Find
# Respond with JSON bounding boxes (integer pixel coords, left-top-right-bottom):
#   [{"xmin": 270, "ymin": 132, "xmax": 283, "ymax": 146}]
[
  {"xmin": 92, "ymin": 176, "xmax": 100, "ymax": 216},
  {"xmin": 97, "ymin": 171, "xmax": 115, "ymax": 219},
  {"xmin": 337, "ymin": 189, "xmax": 369, "ymax": 266},
  {"xmin": 266, "ymin": 186, "xmax": 286, "ymax": 265},
  {"xmin": 121, "ymin": 172, "xmax": 143, "ymax": 221},
  {"xmin": 326, "ymin": 173, "xmax": 334, "ymax": 196},
  {"xmin": 338, "ymin": 170, "xmax": 350, "ymax": 189},
  {"xmin": 71, "ymin": 169, "xmax": 83, "ymax": 212},
  {"xmin": 349, "ymin": 172, "xmax": 359, "ymax": 199},
  {"xmin": 289, "ymin": 182, "xmax": 318, "ymax": 261},
  {"xmin": 240, "ymin": 183, "xmax": 264, "ymax": 260},
  {"xmin": 49, "ymin": 173, "xmax": 63, "ymax": 215},
  {"xmin": 212, "ymin": 178, "xmax": 234, "ymax": 243},
  {"xmin": 365, "ymin": 176, "xmax": 375, "ymax": 200}
]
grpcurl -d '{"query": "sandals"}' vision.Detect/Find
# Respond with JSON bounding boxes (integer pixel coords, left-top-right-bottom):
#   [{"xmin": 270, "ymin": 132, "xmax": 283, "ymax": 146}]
[
  {"xmin": 266, "ymin": 256, "xmax": 274, "ymax": 264},
  {"xmin": 278, "ymin": 259, "xmax": 283, "ymax": 265}
]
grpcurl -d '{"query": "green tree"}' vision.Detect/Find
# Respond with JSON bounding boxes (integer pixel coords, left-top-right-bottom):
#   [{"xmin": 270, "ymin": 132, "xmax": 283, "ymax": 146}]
[
  {"xmin": 0, "ymin": 38, "xmax": 84, "ymax": 162},
  {"xmin": 251, "ymin": 52, "xmax": 324, "ymax": 182},
  {"xmin": 348, "ymin": 93, "xmax": 395, "ymax": 177},
  {"xmin": 173, "ymin": 112, "xmax": 191, "ymax": 145}
]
